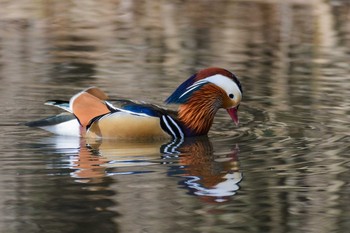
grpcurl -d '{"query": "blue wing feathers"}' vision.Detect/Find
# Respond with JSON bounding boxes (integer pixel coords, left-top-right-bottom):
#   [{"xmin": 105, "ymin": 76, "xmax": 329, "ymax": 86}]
[
  {"xmin": 165, "ymin": 74, "xmax": 197, "ymax": 104},
  {"xmin": 122, "ymin": 104, "xmax": 160, "ymax": 117}
]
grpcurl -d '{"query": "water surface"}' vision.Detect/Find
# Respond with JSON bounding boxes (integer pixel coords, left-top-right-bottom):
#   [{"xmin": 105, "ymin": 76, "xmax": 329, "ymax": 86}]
[{"xmin": 0, "ymin": 1, "xmax": 349, "ymax": 233}]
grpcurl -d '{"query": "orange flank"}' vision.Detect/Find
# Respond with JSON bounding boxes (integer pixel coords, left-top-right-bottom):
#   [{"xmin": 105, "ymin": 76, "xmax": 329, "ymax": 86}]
[{"xmin": 71, "ymin": 92, "xmax": 111, "ymax": 128}]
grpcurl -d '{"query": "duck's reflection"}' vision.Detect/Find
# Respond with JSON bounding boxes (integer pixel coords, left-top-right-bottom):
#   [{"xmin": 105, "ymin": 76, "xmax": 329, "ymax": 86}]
[
  {"xmin": 163, "ymin": 137, "xmax": 242, "ymax": 202},
  {"xmin": 70, "ymin": 140, "xmax": 109, "ymax": 181},
  {"xmin": 46, "ymin": 135, "xmax": 242, "ymax": 201}
]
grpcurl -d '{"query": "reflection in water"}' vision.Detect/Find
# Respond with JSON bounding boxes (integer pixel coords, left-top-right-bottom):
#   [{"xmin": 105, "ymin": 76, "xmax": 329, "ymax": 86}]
[
  {"xmin": 0, "ymin": 0, "xmax": 350, "ymax": 233},
  {"xmin": 47, "ymin": 136, "xmax": 242, "ymax": 202},
  {"xmin": 165, "ymin": 138, "xmax": 242, "ymax": 203}
]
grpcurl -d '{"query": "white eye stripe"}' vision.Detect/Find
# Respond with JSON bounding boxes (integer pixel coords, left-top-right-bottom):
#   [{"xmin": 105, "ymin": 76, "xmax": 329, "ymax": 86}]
[
  {"xmin": 204, "ymin": 74, "xmax": 242, "ymax": 99},
  {"xmin": 179, "ymin": 74, "xmax": 242, "ymax": 101}
]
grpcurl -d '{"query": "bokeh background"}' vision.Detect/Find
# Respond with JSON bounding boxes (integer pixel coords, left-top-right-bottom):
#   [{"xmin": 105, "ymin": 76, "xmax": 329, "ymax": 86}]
[{"xmin": 0, "ymin": 1, "xmax": 349, "ymax": 233}]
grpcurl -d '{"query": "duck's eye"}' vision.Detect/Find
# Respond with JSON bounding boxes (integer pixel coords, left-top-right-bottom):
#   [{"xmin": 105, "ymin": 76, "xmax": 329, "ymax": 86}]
[{"xmin": 229, "ymin": 93, "xmax": 234, "ymax": 99}]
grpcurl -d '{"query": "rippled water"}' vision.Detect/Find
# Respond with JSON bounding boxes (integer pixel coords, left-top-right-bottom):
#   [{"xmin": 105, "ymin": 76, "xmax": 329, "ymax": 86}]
[{"xmin": 0, "ymin": 1, "xmax": 349, "ymax": 233}]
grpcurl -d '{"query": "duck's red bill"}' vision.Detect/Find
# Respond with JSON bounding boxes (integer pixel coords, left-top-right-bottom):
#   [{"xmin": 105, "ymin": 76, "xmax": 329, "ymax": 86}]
[{"xmin": 227, "ymin": 107, "xmax": 239, "ymax": 126}]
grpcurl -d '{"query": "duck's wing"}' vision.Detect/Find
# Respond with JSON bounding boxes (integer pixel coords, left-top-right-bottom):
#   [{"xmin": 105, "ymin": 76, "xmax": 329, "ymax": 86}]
[
  {"xmin": 26, "ymin": 87, "xmax": 184, "ymax": 139},
  {"xmin": 25, "ymin": 87, "xmax": 109, "ymax": 136},
  {"xmin": 83, "ymin": 99, "xmax": 183, "ymax": 139},
  {"xmin": 44, "ymin": 87, "xmax": 109, "ymax": 113}
]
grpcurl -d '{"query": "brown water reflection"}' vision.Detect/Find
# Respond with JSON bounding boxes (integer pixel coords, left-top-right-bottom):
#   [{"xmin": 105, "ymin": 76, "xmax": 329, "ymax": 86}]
[
  {"xmin": 0, "ymin": 0, "xmax": 349, "ymax": 233},
  {"xmin": 50, "ymin": 136, "xmax": 242, "ymax": 204}
]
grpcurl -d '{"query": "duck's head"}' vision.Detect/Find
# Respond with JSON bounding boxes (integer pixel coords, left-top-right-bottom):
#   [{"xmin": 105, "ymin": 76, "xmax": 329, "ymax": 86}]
[{"xmin": 166, "ymin": 67, "xmax": 243, "ymax": 135}]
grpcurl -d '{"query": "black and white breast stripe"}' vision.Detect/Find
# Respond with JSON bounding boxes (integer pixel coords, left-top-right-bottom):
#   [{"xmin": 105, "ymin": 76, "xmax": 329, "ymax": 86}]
[{"xmin": 160, "ymin": 115, "xmax": 184, "ymax": 139}]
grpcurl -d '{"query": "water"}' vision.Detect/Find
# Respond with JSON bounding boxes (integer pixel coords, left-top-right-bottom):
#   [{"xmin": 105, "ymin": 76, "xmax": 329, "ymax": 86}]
[{"xmin": 0, "ymin": 1, "xmax": 349, "ymax": 232}]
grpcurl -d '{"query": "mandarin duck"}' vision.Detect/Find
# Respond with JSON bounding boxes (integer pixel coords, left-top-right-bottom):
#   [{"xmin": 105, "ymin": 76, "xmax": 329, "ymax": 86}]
[{"xmin": 26, "ymin": 67, "xmax": 243, "ymax": 139}]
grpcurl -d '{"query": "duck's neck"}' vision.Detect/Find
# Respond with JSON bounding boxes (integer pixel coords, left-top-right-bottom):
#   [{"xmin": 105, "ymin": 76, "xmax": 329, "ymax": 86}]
[{"xmin": 178, "ymin": 98, "xmax": 220, "ymax": 137}]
